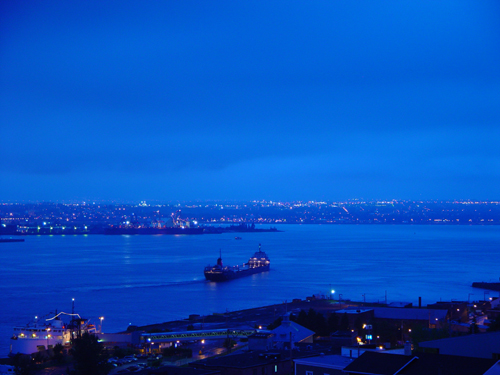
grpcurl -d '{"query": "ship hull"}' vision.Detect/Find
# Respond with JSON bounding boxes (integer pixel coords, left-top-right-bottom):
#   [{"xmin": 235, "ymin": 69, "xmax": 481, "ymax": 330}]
[{"xmin": 204, "ymin": 265, "xmax": 270, "ymax": 282}]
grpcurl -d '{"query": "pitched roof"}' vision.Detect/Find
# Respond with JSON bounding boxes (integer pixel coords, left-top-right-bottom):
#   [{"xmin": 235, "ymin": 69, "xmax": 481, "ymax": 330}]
[
  {"xmin": 293, "ymin": 354, "xmax": 354, "ymax": 370},
  {"xmin": 271, "ymin": 319, "xmax": 314, "ymax": 343},
  {"xmin": 398, "ymin": 352, "xmax": 498, "ymax": 375},
  {"xmin": 343, "ymin": 351, "xmax": 499, "ymax": 375},
  {"xmin": 140, "ymin": 365, "xmax": 220, "ymax": 375},
  {"xmin": 419, "ymin": 331, "xmax": 500, "ymax": 359},
  {"xmin": 343, "ymin": 351, "xmax": 414, "ymax": 375},
  {"xmin": 192, "ymin": 350, "xmax": 318, "ymax": 369}
]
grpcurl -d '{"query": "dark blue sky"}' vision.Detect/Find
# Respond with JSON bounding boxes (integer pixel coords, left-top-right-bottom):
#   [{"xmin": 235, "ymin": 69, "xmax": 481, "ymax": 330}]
[{"xmin": 1, "ymin": 1, "xmax": 499, "ymax": 202}]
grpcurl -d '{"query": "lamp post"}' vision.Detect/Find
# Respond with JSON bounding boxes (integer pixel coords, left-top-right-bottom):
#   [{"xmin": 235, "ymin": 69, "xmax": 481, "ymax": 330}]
[
  {"xmin": 339, "ymin": 294, "xmax": 343, "ymax": 308},
  {"xmin": 46, "ymin": 328, "xmax": 51, "ymax": 350},
  {"xmin": 331, "ymin": 289, "xmax": 335, "ymax": 301},
  {"xmin": 99, "ymin": 317, "xmax": 104, "ymax": 333}
]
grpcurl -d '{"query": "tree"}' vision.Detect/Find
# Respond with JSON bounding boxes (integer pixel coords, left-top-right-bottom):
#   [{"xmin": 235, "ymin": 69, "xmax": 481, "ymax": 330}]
[
  {"xmin": 267, "ymin": 317, "xmax": 283, "ymax": 330},
  {"xmin": 313, "ymin": 312, "xmax": 328, "ymax": 336},
  {"xmin": 11, "ymin": 353, "xmax": 35, "ymax": 375},
  {"xmin": 487, "ymin": 316, "xmax": 500, "ymax": 332},
  {"xmin": 52, "ymin": 343, "xmax": 65, "ymax": 364},
  {"xmin": 306, "ymin": 308, "xmax": 317, "ymax": 329},
  {"xmin": 327, "ymin": 313, "xmax": 339, "ymax": 334},
  {"xmin": 409, "ymin": 324, "xmax": 455, "ymax": 349},
  {"xmin": 70, "ymin": 332, "xmax": 111, "ymax": 375},
  {"xmin": 469, "ymin": 322, "xmax": 479, "ymax": 334},
  {"xmin": 296, "ymin": 310, "xmax": 308, "ymax": 328}
]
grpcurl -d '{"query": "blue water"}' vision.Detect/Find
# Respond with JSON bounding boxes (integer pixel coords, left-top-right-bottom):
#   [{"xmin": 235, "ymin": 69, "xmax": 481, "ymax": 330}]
[{"xmin": 1, "ymin": 224, "xmax": 499, "ymax": 356}]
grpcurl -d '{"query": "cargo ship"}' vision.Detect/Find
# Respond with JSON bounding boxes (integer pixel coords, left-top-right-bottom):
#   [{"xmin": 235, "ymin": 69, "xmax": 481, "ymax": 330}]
[{"xmin": 204, "ymin": 244, "xmax": 270, "ymax": 282}]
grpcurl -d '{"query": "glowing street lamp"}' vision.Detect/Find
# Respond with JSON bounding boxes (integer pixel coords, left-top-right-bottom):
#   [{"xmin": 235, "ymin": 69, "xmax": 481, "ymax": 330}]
[
  {"xmin": 47, "ymin": 328, "xmax": 51, "ymax": 349},
  {"xmin": 99, "ymin": 317, "xmax": 104, "ymax": 333}
]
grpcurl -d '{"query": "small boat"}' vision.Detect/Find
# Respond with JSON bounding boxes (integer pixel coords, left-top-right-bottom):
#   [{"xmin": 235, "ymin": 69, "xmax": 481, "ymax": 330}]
[
  {"xmin": 0, "ymin": 238, "xmax": 24, "ymax": 243},
  {"xmin": 235, "ymin": 236, "xmax": 242, "ymax": 240}
]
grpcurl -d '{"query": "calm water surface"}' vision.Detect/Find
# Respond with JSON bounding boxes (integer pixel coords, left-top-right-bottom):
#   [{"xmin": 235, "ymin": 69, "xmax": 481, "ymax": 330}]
[{"xmin": 1, "ymin": 224, "xmax": 499, "ymax": 356}]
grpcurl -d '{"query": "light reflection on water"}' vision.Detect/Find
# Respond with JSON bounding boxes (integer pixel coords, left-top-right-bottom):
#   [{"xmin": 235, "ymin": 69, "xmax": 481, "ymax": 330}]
[{"xmin": 0, "ymin": 224, "xmax": 499, "ymax": 356}]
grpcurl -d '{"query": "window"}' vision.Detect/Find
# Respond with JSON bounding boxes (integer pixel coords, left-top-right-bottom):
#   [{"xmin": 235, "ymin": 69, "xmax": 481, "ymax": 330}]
[{"xmin": 275, "ymin": 365, "xmax": 278, "ymax": 373}]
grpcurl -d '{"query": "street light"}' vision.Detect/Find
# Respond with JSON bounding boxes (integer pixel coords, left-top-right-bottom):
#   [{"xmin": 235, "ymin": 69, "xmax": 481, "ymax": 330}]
[
  {"xmin": 99, "ymin": 317, "xmax": 104, "ymax": 333},
  {"xmin": 331, "ymin": 289, "xmax": 335, "ymax": 300},
  {"xmin": 46, "ymin": 328, "xmax": 51, "ymax": 350}
]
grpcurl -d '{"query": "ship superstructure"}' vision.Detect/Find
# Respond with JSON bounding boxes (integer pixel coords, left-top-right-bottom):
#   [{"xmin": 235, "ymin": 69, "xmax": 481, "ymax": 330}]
[{"xmin": 10, "ymin": 311, "xmax": 95, "ymax": 356}]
